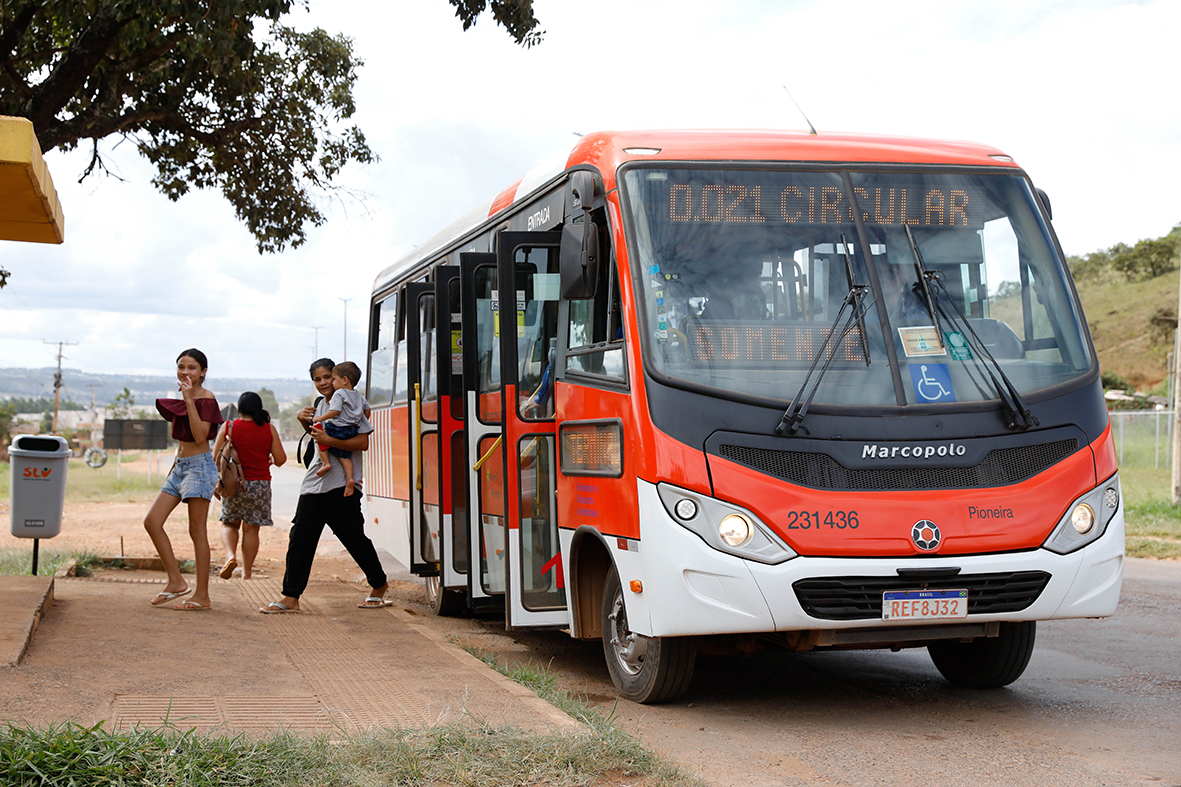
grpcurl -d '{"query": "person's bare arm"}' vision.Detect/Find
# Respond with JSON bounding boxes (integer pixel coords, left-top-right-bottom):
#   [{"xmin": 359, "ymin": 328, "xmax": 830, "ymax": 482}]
[
  {"xmin": 312, "ymin": 408, "xmax": 341, "ymax": 424},
  {"xmin": 310, "ymin": 430, "xmax": 369, "ymax": 452},
  {"xmin": 211, "ymin": 422, "xmax": 228, "ymax": 456},
  {"xmin": 269, "ymin": 424, "xmax": 287, "ymax": 467}
]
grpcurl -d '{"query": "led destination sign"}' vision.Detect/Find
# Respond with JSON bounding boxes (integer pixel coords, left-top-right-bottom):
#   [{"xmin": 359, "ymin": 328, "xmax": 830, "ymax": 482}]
[
  {"xmin": 684, "ymin": 319, "xmax": 866, "ymax": 366},
  {"xmin": 668, "ymin": 183, "xmax": 973, "ymax": 228}
]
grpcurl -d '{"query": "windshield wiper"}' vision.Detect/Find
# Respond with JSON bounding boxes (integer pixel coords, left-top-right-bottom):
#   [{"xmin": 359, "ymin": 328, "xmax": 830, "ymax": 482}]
[
  {"xmin": 903, "ymin": 226, "xmax": 1039, "ymax": 431},
  {"xmin": 775, "ymin": 234, "xmax": 873, "ymax": 436},
  {"xmin": 903, "ymin": 226, "xmax": 945, "ymax": 349}
]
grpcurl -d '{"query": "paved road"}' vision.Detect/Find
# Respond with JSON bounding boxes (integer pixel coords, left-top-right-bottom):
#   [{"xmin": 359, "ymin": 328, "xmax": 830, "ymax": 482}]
[{"xmin": 452, "ymin": 558, "xmax": 1181, "ymax": 787}]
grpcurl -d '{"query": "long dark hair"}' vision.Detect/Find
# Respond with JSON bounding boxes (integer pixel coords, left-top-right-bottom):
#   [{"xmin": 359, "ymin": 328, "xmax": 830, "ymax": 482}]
[{"xmin": 237, "ymin": 391, "xmax": 270, "ymax": 425}]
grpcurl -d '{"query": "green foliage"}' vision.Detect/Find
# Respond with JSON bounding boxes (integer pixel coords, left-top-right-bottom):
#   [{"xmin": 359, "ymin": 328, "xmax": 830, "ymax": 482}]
[
  {"xmin": 0, "ymin": 547, "xmax": 100, "ymax": 577},
  {"xmin": 1068, "ymin": 249, "xmax": 1114, "ymax": 283},
  {"xmin": 109, "ymin": 387, "xmax": 135, "ymax": 419},
  {"xmin": 257, "ymin": 387, "xmax": 280, "ymax": 418},
  {"xmin": 1112, "ymin": 236, "xmax": 1180, "ymax": 282},
  {"xmin": 0, "ymin": 1, "xmax": 542, "ymax": 255},
  {"xmin": 1069, "ymin": 223, "xmax": 1180, "ymax": 284},
  {"xmin": 0, "ymin": 401, "xmax": 15, "ymax": 450},
  {"xmin": 0, "ymin": 719, "xmax": 701, "ymax": 787},
  {"xmin": 1101, "ymin": 370, "xmax": 1133, "ymax": 393},
  {"xmin": 1, "ymin": 396, "xmax": 84, "ymax": 413}
]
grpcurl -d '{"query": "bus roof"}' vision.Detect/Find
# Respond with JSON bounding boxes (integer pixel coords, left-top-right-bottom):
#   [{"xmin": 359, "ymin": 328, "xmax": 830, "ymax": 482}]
[{"xmin": 374, "ymin": 129, "xmax": 1018, "ymax": 294}]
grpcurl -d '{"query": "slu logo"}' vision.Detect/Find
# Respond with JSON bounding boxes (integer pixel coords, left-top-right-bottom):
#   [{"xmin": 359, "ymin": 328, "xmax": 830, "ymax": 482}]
[{"xmin": 23, "ymin": 467, "xmax": 53, "ymax": 479}]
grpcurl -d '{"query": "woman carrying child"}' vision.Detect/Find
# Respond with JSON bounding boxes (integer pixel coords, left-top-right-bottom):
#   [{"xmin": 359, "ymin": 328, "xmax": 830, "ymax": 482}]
[
  {"xmin": 144, "ymin": 349, "xmax": 223, "ymax": 611},
  {"xmin": 212, "ymin": 391, "xmax": 287, "ymax": 580},
  {"xmin": 309, "ymin": 361, "xmax": 370, "ymax": 497}
]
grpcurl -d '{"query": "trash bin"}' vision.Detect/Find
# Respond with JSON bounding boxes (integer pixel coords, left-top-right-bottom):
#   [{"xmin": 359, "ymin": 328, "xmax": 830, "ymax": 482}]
[{"xmin": 9, "ymin": 434, "xmax": 71, "ymax": 539}]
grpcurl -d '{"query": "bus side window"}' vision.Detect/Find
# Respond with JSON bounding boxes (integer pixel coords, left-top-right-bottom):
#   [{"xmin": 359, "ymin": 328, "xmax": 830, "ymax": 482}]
[
  {"xmin": 566, "ymin": 219, "xmax": 625, "ymax": 381},
  {"xmin": 368, "ymin": 295, "xmax": 398, "ymax": 406},
  {"xmin": 393, "ymin": 288, "xmax": 410, "ymax": 404}
]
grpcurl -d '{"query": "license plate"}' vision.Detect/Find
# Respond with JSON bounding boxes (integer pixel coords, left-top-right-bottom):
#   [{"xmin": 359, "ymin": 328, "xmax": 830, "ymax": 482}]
[{"xmin": 882, "ymin": 589, "xmax": 968, "ymax": 621}]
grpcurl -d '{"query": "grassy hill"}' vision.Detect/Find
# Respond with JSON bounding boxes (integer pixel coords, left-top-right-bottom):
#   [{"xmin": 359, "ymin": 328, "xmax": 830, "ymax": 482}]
[{"xmin": 1076, "ymin": 270, "xmax": 1177, "ymax": 392}]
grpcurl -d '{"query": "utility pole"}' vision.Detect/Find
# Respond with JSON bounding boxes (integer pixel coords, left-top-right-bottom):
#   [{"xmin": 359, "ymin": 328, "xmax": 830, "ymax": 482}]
[
  {"xmin": 43, "ymin": 340, "xmax": 78, "ymax": 434},
  {"xmin": 1172, "ymin": 267, "xmax": 1181, "ymax": 503},
  {"xmin": 312, "ymin": 326, "xmax": 322, "ymax": 359},
  {"xmin": 338, "ymin": 298, "xmax": 352, "ymax": 360}
]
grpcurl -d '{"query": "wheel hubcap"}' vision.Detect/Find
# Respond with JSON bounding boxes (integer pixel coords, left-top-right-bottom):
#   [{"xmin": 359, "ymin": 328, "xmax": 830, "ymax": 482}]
[
  {"xmin": 425, "ymin": 575, "xmax": 440, "ymax": 604},
  {"xmin": 608, "ymin": 586, "xmax": 649, "ymax": 676}
]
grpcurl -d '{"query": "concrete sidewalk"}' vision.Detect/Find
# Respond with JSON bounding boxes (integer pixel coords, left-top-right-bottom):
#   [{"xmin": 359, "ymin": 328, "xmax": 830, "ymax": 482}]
[{"xmin": 0, "ymin": 570, "xmax": 581, "ymax": 736}]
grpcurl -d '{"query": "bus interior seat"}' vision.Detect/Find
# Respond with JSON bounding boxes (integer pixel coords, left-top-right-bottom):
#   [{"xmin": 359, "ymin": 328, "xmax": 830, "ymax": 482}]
[{"xmin": 968, "ymin": 318, "xmax": 1024, "ymax": 358}]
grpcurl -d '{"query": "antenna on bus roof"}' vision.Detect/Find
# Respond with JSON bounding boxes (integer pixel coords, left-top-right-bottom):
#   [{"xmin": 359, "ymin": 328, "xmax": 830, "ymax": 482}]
[{"xmin": 783, "ymin": 85, "xmax": 818, "ymax": 136}]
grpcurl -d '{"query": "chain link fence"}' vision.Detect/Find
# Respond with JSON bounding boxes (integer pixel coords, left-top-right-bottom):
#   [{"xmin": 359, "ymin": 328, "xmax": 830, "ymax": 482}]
[{"xmin": 1108, "ymin": 409, "xmax": 1174, "ymax": 469}]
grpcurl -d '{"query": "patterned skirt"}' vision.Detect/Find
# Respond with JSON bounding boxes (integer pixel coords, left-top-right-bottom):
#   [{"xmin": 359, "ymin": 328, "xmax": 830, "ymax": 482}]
[{"xmin": 218, "ymin": 479, "xmax": 274, "ymax": 527}]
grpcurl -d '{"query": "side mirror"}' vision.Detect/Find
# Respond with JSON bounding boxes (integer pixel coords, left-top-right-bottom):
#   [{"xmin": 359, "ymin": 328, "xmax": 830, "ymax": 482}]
[
  {"xmin": 561, "ymin": 220, "xmax": 600, "ymax": 299},
  {"xmin": 1036, "ymin": 188, "xmax": 1052, "ymax": 221},
  {"xmin": 567, "ymin": 171, "xmax": 595, "ymax": 215}
]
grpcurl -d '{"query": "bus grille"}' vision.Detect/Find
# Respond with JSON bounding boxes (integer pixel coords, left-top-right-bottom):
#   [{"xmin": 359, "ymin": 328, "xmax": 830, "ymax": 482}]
[
  {"xmin": 792, "ymin": 571, "xmax": 1052, "ymax": 621},
  {"xmin": 717, "ymin": 439, "xmax": 1078, "ymax": 491}
]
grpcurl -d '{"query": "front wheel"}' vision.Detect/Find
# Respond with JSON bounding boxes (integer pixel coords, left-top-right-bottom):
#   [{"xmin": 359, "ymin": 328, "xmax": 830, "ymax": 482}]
[
  {"xmin": 928, "ymin": 621, "xmax": 1036, "ymax": 688},
  {"xmin": 601, "ymin": 566, "xmax": 696, "ymax": 704},
  {"xmin": 425, "ymin": 575, "xmax": 465, "ymax": 617}
]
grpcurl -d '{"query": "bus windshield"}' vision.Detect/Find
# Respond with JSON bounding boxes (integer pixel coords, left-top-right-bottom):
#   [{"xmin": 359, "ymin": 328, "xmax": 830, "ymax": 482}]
[{"xmin": 622, "ymin": 166, "xmax": 1092, "ymax": 408}]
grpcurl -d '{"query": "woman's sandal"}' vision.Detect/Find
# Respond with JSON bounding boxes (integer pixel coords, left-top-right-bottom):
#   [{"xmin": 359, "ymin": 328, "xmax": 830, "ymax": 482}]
[
  {"xmin": 174, "ymin": 600, "xmax": 211, "ymax": 611},
  {"xmin": 150, "ymin": 588, "xmax": 191, "ymax": 606}
]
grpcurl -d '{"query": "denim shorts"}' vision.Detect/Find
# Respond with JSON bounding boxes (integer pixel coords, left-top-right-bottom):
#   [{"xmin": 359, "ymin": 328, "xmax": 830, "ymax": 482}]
[{"xmin": 160, "ymin": 452, "xmax": 218, "ymax": 502}]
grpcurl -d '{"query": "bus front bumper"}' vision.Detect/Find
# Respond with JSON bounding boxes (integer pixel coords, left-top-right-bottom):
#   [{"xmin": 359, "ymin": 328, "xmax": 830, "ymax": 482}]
[{"xmin": 622, "ymin": 479, "xmax": 1124, "ymax": 639}]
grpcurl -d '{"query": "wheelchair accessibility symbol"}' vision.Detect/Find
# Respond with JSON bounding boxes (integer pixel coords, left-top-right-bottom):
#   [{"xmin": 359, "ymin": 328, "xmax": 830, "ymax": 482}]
[{"xmin": 909, "ymin": 363, "xmax": 956, "ymax": 403}]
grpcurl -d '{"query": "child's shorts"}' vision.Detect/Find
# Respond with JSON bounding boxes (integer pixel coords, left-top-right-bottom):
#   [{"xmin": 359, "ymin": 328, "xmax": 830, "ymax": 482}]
[
  {"xmin": 323, "ymin": 422, "xmax": 358, "ymax": 459},
  {"xmin": 160, "ymin": 452, "xmax": 218, "ymax": 502}
]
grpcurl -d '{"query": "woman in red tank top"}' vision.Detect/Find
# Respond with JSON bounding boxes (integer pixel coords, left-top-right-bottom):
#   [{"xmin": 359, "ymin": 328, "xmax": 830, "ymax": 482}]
[{"xmin": 211, "ymin": 391, "xmax": 287, "ymax": 579}]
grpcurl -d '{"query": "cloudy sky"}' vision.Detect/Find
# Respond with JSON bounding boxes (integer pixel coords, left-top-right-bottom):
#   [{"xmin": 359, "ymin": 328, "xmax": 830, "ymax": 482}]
[{"xmin": 2, "ymin": 0, "xmax": 1178, "ymax": 390}]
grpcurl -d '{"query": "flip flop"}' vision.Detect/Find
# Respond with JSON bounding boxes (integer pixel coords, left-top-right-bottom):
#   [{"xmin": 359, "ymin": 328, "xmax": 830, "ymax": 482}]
[
  {"xmin": 358, "ymin": 596, "xmax": 392, "ymax": 609},
  {"xmin": 174, "ymin": 600, "xmax": 211, "ymax": 611},
  {"xmin": 219, "ymin": 558, "xmax": 238, "ymax": 579},
  {"xmin": 150, "ymin": 588, "xmax": 191, "ymax": 606},
  {"xmin": 259, "ymin": 601, "xmax": 299, "ymax": 614}
]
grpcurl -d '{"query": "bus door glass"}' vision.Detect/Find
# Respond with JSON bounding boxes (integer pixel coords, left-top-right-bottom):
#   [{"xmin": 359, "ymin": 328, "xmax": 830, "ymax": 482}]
[
  {"xmin": 434, "ymin": 265, "xmax": 468, "ymax": 588},
  {"xmin": 461, "ymin": 252, "xmax": 505, "ymax": 598},
  {"xmin": 497, "ymin": 231, "xmax": 569, "ymax": 628},
  {"xmin": 406, "ymin": 282, "xmax": 440, "ymax": 575}
]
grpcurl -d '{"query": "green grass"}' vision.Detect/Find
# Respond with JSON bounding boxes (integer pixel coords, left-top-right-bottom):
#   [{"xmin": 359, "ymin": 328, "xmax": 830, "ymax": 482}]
[
  {"xmin": 0, "ymin": 718, "xmax": 701, "ymax": 787},
  {"xmin": 1116, "ymin": 465, "xmax": 1181, "ymax": 559},
  {"xmin": 1, "ymin": 458, "xmax": 160, "ymax": 503},
  {"xmin": 0, "ymin": 546, "xmax": 101, "ymax": 577}
]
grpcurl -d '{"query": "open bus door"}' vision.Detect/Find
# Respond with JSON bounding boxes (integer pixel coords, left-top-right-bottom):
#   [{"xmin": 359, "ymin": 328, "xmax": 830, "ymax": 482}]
[
  {"xmin": 427, "ymin": 265, "xmax": 470, "ymax": 614},
  {"xmin": 461, "ymin": 252, "xmax": 506, "ymax": 602},
  {"xmin": 497, "ymin": 231, "xmax": 569, "ymax": 629},
  {"xmin": 405, "ymin": 282, "xmax": 441, "ymax": 577}
]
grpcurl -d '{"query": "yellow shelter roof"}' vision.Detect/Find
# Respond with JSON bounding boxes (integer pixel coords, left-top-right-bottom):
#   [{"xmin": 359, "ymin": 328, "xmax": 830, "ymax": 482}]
[{"xmin": 0, "ymin": 116, "xmax": 64, "ymax": 244}]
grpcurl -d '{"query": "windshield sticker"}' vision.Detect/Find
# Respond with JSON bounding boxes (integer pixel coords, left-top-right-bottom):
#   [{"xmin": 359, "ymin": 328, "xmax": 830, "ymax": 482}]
[
  {"xmin": 648, "ymin": 264, "xmax": 660, "ymax": 275},
  {"xmin": 910, "ymin": 363, "xmax": 957, "ymax": 403},
  {"xmin": 944, "ymin": 331, "xmax": 973, "ymax": 360},
  {"xmin": 898, "ymin": 326, "xmax": 947, "ymax": 357}
]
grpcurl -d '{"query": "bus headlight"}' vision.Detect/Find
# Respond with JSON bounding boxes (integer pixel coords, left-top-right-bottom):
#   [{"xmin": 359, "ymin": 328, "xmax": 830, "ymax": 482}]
[
  {"xmin": 719, "ymin": 514, "xmax": 753, "ymax": 547},
  {"xmin": 657, "ymin": 483, "xmax": 796, "ymax": 564},
  {"xmin": 1044, "ymin": 472, "xmax": 1120, "ymax": 555},
  {"xmin": 1071, "ymin": 504, "xmax": 1095, "ymax": 534}
]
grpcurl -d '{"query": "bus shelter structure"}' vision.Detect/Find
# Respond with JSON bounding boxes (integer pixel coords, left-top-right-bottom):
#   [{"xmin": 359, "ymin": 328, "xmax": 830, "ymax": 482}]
[{"xmin": 0, "ymin": 115, "xmax": 64, "ymax": 244}]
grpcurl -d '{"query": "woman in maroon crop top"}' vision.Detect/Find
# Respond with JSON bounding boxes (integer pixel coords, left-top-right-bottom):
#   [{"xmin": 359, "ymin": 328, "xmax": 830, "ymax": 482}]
[{"xmin": 143, "ymin": 348, "xmax": 223, "ymax": 611}]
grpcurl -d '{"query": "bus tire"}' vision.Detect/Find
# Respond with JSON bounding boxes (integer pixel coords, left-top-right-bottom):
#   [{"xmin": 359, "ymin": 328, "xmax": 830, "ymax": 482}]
[
  {"xmin": 601, "ymin": 566, "xmax": 696, "ymax": 704},
  {"xmin": 928, "ymin": 621, "xmax": 1036, "ymax": 689},
  {"xmin": 425, "ymin": 575, "xmax": 465, "ymax": 617}
]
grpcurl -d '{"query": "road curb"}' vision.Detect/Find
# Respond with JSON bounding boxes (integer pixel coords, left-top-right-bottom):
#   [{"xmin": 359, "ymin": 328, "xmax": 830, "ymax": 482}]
[
  {"xmin": 0, "ymin": 575, "xmax": 55, "ymax": 667},
  {"xmin": 385, "ymin": 605, "xmax": 586, "ymax": 733}
]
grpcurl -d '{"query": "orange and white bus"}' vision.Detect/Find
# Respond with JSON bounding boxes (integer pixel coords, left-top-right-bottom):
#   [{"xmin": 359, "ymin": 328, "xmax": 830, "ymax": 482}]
[{"xmin": 363, "ymin": 130, "xmax": 1123, "ymax": 703}]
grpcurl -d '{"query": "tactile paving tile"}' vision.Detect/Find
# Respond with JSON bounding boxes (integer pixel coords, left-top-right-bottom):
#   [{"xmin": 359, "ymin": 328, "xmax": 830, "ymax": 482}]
[
  {"xmin": 112, "ymin": 695, "xmax": 334, "ymax": 733},
  {"xmin": 241, "ymin": 579, "xmax": 433, "ymax": 729}
]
